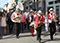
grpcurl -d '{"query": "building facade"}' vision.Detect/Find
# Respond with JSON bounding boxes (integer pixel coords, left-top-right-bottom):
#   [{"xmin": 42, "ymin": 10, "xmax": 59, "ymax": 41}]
[
  {"xmin": 23, "ymin": 0, "xmax": 43, "ymax": 11},
  {"xmin": 46, "ymin": 0, "xmax": 60, "ymax": 20}
]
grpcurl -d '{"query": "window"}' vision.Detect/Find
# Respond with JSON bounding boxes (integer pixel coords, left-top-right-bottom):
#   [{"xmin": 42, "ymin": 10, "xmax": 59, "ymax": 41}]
[
  {"xmin": 56, "ymin": 6, "xmax": 59, "ymax": 15},
  {"xmin": 49, "ymin": 1, "xmax": 53, "ymax": 5},
  {"xmin": 55, "ymin": 1, "xmax": 60, "ymax": 4}
]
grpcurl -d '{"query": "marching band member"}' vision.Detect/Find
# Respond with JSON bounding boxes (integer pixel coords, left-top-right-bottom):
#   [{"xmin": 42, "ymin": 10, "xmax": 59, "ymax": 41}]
[
  {"xmin": 33, "ymin": 10, "xmax": 44, "ymax": 42},
  {"xmin": 15, "ymin": 10, "xmax": 22, "ymax": 38},
  {"xmin": 12, "ymin": 10, "xmax": 22, "ymax": 38},
  {"xmin": 33, "ymin": 11, "xmax": 37, "ymax": 34},
  {"xmin": 47, "ymin": 8, "xmax": 56, "ymax": 40},
  {"xmin": 28, "ymin": 10, "xmax": 34, "ymax": 36}
]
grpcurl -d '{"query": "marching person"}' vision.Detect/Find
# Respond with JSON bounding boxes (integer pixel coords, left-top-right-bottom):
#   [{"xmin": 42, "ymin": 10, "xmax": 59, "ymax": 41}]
[
  {"xmin": 33, "ymin": 11, "xmax": 37, "ymax": 34},
  {"xmin": 20, "ymin": 11, "xmax": 26, "ymax": 33},
  {"xmin": 47, "ymin": 8, "xmax": 56, "ymax": 40},
  {"xmin": 11, "ymin": 10, "xmax": 22, "ymax": 38},
  {"xmin": 7, "ymin": 9, "xmax": 14, "ymax": 34},
  {"xmin": 33, "ymin": 10, "xmax": 44, "ymax": 42},
  {"xmin": 28, "ymin": 10, "xmax": 34, "ymax": 36}
]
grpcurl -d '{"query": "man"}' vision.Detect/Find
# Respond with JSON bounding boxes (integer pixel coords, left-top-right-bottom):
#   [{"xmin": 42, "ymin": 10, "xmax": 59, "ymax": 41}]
[
  {"xmin": 33, "ymin": 10, "xmax": 44, "ymax": 42},
  {"xmin": 12, "ymin": 10, "xmax": 22, "ymax": 38},
  {"xmin": 47, "ymin": 8, "xmax": 56, "ymax": 40},
  {"xmin": 24, "ymin": 9, "xmax": 29, "ymax": 30},
  {"xmin": 7, "ymin": 9, "xmax": 14, "ymax": 34}
]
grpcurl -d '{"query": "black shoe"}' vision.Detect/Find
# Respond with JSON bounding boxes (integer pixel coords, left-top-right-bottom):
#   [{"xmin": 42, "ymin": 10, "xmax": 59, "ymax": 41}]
[
  {"xmin": 39, "ymin": 40, "xmax": 41, "ymax": 43},
  {"xmin": 32, "ymin": 35, "xmax": 35, "ymax": 37},
  {"xmin": 51, "ymin": 38, "xmax": 53, "ymax": 40},
  {"xmin": 16, "ymin": 36, "xmax": 19, "ymax": 39},
  {"xmin": 37, "ymin": 38, "xmax": 42, "ymax": 41}
]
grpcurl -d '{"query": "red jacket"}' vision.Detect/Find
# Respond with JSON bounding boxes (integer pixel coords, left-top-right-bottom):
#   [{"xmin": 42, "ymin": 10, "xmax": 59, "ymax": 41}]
[
  {"xmin": 47, "ymin": 13, "xmax": 56, "ymax": 23},
  {"xmin": 33, "ymin": 16, "xmax": 44, "ymax": 25}
]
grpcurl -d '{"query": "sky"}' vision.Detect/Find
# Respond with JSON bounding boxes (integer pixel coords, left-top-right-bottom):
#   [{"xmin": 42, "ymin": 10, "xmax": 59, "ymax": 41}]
[{"xmin": 0, "ymin": 0, "xmax": 8, "ymax": 7}]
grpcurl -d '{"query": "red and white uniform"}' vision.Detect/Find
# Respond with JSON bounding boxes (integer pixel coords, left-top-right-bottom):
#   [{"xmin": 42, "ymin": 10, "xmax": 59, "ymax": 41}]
[
  {"xmin": 47, "ymin": 13, "xmax": 56, "ymax": 23},
  {"xmin": 33, "ymin": 15, "xmax": 44, "ymax": 25}
]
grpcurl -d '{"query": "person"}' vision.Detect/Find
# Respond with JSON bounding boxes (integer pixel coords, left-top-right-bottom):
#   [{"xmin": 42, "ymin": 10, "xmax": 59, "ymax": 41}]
[
  {"xmin": 1, "ymin": 13, "xmax": 7, "ymax": 35},
  {"xmin": 55, "ymin": 15, "xmax": 59, "ymax": 31},
  {"xmin": 45, "ymin": 12, "xmax": 49, "ymax": 32},
  {"xmin": 28, "ymin": 10, "xmax": 34, "ymax": 36},
  {"xmin": 33, "ymin": 10, "xmax": 44, "ymax": 42},
  {"xmin": 47, "ymin": 8, "xmax": 56, "ymax": 40},
  {"xmin": 6, "ymin": 9, "xmax": 14, "ymax": 34},
  {"xmin": 24, "ymin": 9, "xmax": 29, "ymax": 30},
  {"xmin": 12, "ymin": 10, "xmax": 22, "ymax": 38},
  {"xmin": 33, "ymin": 11, "xmax": 37, "ymax": 34},
  {"xmin": 20, "ymin": 11, "xmax": 26, "ymax": 33}
]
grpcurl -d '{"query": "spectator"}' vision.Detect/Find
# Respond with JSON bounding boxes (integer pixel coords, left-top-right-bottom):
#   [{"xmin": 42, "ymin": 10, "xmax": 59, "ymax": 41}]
[
  {"xmin": 21, "ymin": 11, "xmax": 26, "ymax": 33},
  {"xmin": 1, "ymin": 13, "xmax": 7, "ymax": 35}
]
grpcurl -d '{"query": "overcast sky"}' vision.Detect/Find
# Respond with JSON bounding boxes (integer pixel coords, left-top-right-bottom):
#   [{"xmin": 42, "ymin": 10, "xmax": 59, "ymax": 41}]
[{"xmin": 0, "ymin": 0, "xmax": 8, "ymax": 7}]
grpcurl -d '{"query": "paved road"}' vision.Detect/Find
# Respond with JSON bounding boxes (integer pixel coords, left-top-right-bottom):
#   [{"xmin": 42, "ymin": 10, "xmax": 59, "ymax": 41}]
[{"xmin": 0, "ymin": 32, "xmax": 60, "ymax": 43}]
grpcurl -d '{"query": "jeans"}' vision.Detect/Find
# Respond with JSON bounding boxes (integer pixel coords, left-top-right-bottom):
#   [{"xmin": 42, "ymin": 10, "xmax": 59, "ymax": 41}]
[
  {"xmin": 21, "ymin": 22, "xmax": 25, "ymax": 33},
  {"xmin": 8, "ymin": 23, "xmax": 14, "ymax": 34},
  {"xmin": 25, "ymin": 19, "xmax": 30, "ymax": 30}
]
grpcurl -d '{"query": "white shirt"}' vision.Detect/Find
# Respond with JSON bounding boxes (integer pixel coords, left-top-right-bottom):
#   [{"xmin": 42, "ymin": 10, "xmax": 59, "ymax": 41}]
[{"xmin": 24, "ymin": 12, "xmax": 29, "ymax": 19}]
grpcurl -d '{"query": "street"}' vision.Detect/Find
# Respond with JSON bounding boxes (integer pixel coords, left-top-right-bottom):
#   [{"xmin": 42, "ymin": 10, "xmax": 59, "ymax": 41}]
[{"xmin": 0, "ymin": 32, "xmax": 60, "ymax": 43}]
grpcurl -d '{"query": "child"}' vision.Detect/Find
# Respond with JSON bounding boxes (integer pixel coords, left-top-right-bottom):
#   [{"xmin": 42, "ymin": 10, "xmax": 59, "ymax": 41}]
[{"xmin": 1, "ymin": 13, "xmax": 7, "ymax": 35}]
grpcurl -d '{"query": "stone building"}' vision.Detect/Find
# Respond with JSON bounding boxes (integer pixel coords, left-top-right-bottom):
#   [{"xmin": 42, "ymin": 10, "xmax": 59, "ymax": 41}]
[{"xmin": 46, "ymin": 0, "xmax": 60, "ymax": 20}]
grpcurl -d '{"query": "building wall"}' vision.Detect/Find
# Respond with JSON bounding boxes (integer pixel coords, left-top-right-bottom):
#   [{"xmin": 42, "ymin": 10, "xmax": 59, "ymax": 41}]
[
  {"xmin": 23, "ymin": 0, "xmax": 43, "ymax": 11},
  {"xmin": 46, "ymin": 0, "xmax": 60, "ymax": 20}
]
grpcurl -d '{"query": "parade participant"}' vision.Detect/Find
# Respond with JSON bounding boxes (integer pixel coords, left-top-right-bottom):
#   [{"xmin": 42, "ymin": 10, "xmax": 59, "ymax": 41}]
[
  {"xmin": 45, "ymin": 12, "xmax": 49, "ymax": 32},
  {"xmin": 28, "ymin": 10, "xmax": 34, "ymax": 36},
  {"xmin": 16, "ymin": 11, "xmax": 22, "ymax": 38},
  {"xmin": 1, "ymin": 13, "xmax": 7, "ymax": 35},
  {"xmin": 6, "ymin": 9, "xmax": 14, "ymax": 34},
  {"xmin": 11, "ymin": 10, "xmax": 22, "ymax": 38},
  {"xmin": 47, "ymin": 8, "xmax": 56, "ymax": 40},
  {"xmin": 33, "ymin": 11, "xmax": 37, "ymax": 34},
  {"xmin": 20, "ymin": 11, "xmax": 26, "ymax": 33},
  {"xmin": 24, "ymin": 9, "xmax": 29, "ymax": 30},
  {"xmin": 33, "ymin": 10, "xmax": 44, "ymax": 42}
]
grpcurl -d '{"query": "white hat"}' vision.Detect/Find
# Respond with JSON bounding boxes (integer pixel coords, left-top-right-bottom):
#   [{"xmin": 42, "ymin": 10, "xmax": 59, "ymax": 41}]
[
  {"xmin": 49, "ymin": 8, "xmax": 54, "ymax": 12},
  {"xmin": 30, "ymin": 9, "xmax": 33, "ymax": 12},
  {"xmin": 38, "ymin": 10, "xmax": 42, "ymax": 14}
]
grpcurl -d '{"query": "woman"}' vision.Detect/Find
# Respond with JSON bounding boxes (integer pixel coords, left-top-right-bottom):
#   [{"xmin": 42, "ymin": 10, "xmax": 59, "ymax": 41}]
[
  {"xmin": 21, "ymin": 11, "xmax": 26, "ymax": 33},
  {"xmin": 1, "ymin": 13, "xmax": 7, "ymax": 35}
]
